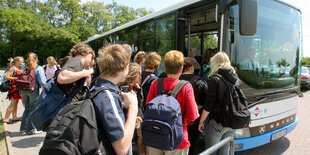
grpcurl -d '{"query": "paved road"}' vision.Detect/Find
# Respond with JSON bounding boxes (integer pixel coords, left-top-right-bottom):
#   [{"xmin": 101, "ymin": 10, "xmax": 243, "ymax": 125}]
[
  {"xmin": 0, "ymin": 70, "xmax": 45, "ymax": 155},
  {"xmin": 235, "ymin": 90, "xmax": 310, "ymax": 155},
  {"xmin": 1, "ymin": 69, "xmax": 310, "ymax": 155}
]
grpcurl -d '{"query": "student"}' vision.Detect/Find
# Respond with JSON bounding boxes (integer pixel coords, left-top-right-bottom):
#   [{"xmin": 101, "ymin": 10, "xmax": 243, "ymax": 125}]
[
  {"xmin": 43, "ymin": 56, "xmax": 59, "ymax": 80},
  {"xmin": 57, "ymin": 42, "xmax": 95, "ymax": 102},
  {"xmin": 123, "ymin": 44, "xmax": 132, "ymax": 59},
  {"xmin": 3, "ymin": 57, "xmax": 24, "ymax": 124},
  {"xmin": 118, "ymin": 62, "xmax": 144, "ymax": 155},
  {"xmin": 179, "ymin": 57, "xmax": 208, "ymax": 155},
  {"xmin": 90, "ymin": 44, "xmax": 138, "ymax": 155},
  {"xmin": 20, "ymin": 52, "xmax": 47, "ymax": 134},
  {"xmin": 198, "ymin": 52, "xmax": 237, "ymax": 154},
  {"xmin": 141, "ymin": 52, "xmax": 161, "ymax": 105},
  {"xmin": 145, "ymin": 50, "xmax": 199, "ymax": 155},
  {"xmin": 134, "ymin": 51, "xmax": 146, "ymax": 68}
]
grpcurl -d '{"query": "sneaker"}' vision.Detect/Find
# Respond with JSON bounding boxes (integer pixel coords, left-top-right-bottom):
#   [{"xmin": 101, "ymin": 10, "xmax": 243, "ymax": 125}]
[{"xmin": 27, "ymin": 129, "xmax": 43, "ymax": 135}]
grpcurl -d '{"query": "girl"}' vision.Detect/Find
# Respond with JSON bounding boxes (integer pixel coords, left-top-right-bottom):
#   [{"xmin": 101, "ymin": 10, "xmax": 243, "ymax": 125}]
[{"xmin": 3, "ymin": 57, "xmax": 24, "ymax": 124}]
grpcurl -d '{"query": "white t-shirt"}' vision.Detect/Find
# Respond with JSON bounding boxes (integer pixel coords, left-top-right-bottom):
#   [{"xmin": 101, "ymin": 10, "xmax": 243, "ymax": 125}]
[{"xmin": 45, "ymin": 64, "xmax": 57, "ymax": 80}]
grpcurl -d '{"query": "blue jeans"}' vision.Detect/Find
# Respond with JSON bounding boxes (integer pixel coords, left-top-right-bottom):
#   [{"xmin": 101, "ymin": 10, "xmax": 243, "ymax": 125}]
[
  {"xmin": 204, "ymin": 119, "xmax": 235, "ymax": 155},
  {"xmin": 20, "ymin": 90, "xmax": 39, "ymax": 132}
]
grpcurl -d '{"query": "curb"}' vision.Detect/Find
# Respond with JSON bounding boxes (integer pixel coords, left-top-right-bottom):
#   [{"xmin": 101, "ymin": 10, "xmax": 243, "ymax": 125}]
[{"xmin": 0, "ymin": 99, "xmax": 13, "ymax": 155}]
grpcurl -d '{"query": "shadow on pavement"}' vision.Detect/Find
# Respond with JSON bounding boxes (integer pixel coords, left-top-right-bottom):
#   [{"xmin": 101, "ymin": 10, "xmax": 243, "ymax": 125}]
[
  {"xmin": 8, "ymin": 131, "xmax": 30, "ymax": 138},
  {"xmin": 236, "ymin": 137, "xmax": 290, "ymax": 155},
  {"xmin": 12, "ymin": 136, "xmax": 45, "ymax": 148}
]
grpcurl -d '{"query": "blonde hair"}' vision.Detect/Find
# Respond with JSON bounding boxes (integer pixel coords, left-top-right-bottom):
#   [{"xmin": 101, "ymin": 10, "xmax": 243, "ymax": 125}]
[
  {"xmin": 11, "ymin": 56, "xmax": 24, "ymax": 66},
  {"xmin": 119, "ymin": 63, "xmax": 142, "ymax": 87},
  {"xmin": 209, "ymin": 52, "xmax": 236, "ymax": 77},
  {"xmin": 134, "ymin": 51, "xmax": 146, "ymax": 64},
  {"xmin": 97, "ymin": 44, "xmax": 130, "ymax": 76},
  {"xmin": 70, "ymin": 42, "xmax": 95, "ymax": 58},
  {"xmin": 46, "ymin": 56, "xmax": 58, "ymax": 65},
  {"xmin": 26, "ymin": 52, "xmax": 38, "ymax": 70},
  {"xmin": 144, "ymin": 52, "xmax": 162, "ymax": 69},
  {"xmin": 122, "ymin": 44, "xmax": 132, "ymax": 56},
  {"xmin": 164, "ymin": 50, "xmax": 184, "ymax": 74}
]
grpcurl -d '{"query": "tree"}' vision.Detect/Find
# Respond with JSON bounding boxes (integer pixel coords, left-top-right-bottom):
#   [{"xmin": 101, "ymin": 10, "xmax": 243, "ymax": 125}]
[{"xmin": 302, "ymin": 57, "xmax": 310, "ymax": 65}]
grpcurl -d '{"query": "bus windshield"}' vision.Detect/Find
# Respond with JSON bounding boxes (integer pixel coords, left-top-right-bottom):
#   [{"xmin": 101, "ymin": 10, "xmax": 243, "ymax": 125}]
[{"xmin": 228, "ymin": 0, "xmax": 302, "ymax": 97}]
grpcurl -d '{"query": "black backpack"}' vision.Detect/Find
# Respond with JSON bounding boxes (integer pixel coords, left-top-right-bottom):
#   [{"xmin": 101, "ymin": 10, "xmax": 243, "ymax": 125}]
[
  {"xmin": 40, "ymin": 86, "xmax": 115, "ymax": 155},
  {"xmin": 214, "ymin": 74, "xmax": 250, "ymax": 129}
]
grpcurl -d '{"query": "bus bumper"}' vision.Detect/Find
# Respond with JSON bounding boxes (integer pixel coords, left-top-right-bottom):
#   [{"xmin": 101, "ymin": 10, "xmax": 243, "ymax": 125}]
[{"xmin": 235, "ymin": 118, "xmax": 298, "ymax": 151}]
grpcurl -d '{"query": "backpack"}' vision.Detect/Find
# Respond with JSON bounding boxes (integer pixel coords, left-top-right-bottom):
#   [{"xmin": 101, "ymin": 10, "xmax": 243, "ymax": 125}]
[
  {"xmin": 214, "ymin": 74, "xmax": 250, "ymax": 129},
  {"xmin": 141, "ymin": 74, "xmax": 155, "ymax": 88},
  {"xmin": 142, "ymin": 78, "xmax": 188, "ymax": 150},
  {"xmin": 16, "ymin": 68, "xmax": 36, "ymax": 91},
  {"xmin": 40, "ymin": 86, "xmax": 115, "ymax": 155},
  {"xmin": 0, "ymin": 67, "xmax": 16, "ymax": 92},
  {"xmin": 29, "ymin": 77, "xmax": 72, "ymax": 131}
]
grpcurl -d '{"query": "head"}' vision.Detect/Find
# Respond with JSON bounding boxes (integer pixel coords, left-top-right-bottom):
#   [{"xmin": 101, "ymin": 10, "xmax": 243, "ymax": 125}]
[
  {"xmin": 46, "ymin": 56, "xmax": 57, "ymax": 66},
  {"xmin": 144, "ymin": 52, "xmax": 162, "ymax": 70},
  {"xmin": 26, "ymin": 52, "xmax": 38, "ymax": 70},
  {"xmin": 183, "ymin": 57, "xmax": 195, "ymax": 74},
  {"xmin": 122, "ymin": 44, "xmax": 132, "ymax": 58},
  {"xmin": 134, "ymin": 51, "xmax": 146, "ymax": 66},
  {"xmin": 164, "ymin": 50, "xmax": 184, "ymax": 75},
  {"xmin": 209, "ymin": 52, "xmax": 236, "ymax": 77},
  {"xmin": 202, "ymin": 48, "xmax": 217, "ymax": 65},
  {"xmin": 12, "ymin": 56, "xmax": 24, "ymax": 68},
  {"xmin": 119, "ymin": 63, "xmax": 142, "ymax": 87},
  {"xmin": 97, "ymin": 44, "xmax": 130, "ymax": 82},
  {"xmin": 70, "ymin": 42, "xmax": 95, "ymax": 68}
]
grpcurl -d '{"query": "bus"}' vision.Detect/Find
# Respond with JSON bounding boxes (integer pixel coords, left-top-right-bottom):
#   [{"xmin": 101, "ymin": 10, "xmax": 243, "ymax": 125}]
[{"xmin": 85, "ymin": 0, "xmax": 302, "ymax": 152}]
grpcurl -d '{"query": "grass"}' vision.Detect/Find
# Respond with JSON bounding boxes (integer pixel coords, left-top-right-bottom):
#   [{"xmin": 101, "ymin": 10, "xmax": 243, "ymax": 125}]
[{"xmin": 0, "ymin": 112, "xmax": 8, "ymax": 155}]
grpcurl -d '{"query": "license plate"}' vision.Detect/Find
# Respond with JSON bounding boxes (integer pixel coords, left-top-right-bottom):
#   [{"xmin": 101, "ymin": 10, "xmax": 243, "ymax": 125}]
[{"xmin": 271, "ymin": 129, "xmax": 286, "ymax": 141}]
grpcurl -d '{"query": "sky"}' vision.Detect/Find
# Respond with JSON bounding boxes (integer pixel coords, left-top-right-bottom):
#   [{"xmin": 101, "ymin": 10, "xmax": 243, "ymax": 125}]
[{"xmin": 82, "ymin": 0, "xmax": 310, "ymax": 57}]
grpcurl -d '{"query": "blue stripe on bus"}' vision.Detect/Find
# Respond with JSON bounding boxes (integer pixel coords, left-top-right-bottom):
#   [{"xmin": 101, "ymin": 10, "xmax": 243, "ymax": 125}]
[{"xmin": 235, "ymin": 118, "xmax": 298, "ymax": 152}]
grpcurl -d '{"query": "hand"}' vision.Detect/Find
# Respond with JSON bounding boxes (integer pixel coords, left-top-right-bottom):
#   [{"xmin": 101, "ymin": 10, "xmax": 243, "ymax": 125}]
[
  {"xmin": 198, "ymin": 123, "xmax": 205, "ymax": 133},
  {"xmin": 135, "ymin": 117, "xmax": 143, "ymax": 129},
  {"xmin": 121, "ymin": 91, "xmax": 138, "ymax": 110}
]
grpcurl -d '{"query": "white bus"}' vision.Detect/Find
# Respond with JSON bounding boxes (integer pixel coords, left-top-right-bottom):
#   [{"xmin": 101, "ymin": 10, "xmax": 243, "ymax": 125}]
[{"xmin": 86, "ymin": 0, "xmax": 302, "ymax": 151}]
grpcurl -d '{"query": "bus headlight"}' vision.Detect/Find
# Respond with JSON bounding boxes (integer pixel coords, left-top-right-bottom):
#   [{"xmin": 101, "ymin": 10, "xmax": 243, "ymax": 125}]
[{"xmin": 234, "ymin": 128, "xmax": 251, "ymax": 138}]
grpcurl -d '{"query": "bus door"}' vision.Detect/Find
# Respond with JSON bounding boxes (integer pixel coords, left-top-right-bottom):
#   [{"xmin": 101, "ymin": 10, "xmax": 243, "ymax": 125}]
[{"xmin": 179, "ymin": 2, "xmax": 219, "ymax": 73}]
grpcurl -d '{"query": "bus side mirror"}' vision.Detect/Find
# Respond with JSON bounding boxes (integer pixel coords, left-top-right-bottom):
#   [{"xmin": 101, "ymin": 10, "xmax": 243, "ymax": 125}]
[{"xmin": 238, "ymin": 0, "xmax": 257, "ymax": 35}]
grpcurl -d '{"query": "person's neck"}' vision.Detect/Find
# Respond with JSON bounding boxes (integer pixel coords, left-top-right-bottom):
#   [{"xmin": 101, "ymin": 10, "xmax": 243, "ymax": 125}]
[
  {"xmin": 100, "ymin": 75, "xmax": 121, "ymax": 85},
  {"xmin": 182, "ymin": 70, "xmax": 193, "ymax": 75},
  {"xmin": 167, "ymin": 73, "xmax": 180, "ymax": 79},
  {"xmin": 49, "ymin": 64, "xmax": 55, "ymax": 68},
  {"xmin": 145, "ymin": 68, "xmax": 155, "ymax": 72}
]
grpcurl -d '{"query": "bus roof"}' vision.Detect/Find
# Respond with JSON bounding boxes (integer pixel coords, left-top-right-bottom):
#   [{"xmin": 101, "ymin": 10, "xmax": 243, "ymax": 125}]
[{"xmin": 85, "ymin": 0, "xmax": 202, "ymax": 43}]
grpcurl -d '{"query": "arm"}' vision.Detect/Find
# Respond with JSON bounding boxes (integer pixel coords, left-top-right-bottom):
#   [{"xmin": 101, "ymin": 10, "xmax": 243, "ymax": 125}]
[
  {"xmin": 112, "ymin": 92, "xmax": 138, "ymax": 155},
  {"xmin": 5, "ymin": 68, "xmax": 17, "ymax": 81},
  {"xmin": 198, "ymin": 110, "xmax": 210, "ymax": 133},
  {"xmin": 36, "ymin": 66, "xmax": 47, "ymax": 88},
  {"xmin": 57, "ymin": 69, "xmax": 93, "ymax": 84},
  {"xmin": 184, "ymin": 83, "xmax": 199, "ymax": 121}
]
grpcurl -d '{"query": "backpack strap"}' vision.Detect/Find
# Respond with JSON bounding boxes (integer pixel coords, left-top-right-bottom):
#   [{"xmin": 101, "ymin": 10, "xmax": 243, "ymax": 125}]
[
  {"xmin": 142, "ymin": 74, "xmax": 155, "ymax": 87},
  {"xmin": 170, "ymin": 80, "xmax": 188, "ymax": 97},
  {"xmin": 89, "ymin": 86, "xmax": 117, "ymax": 99},
  {"xmin": 214, "ymin": 74, "xmax": 232, "ymax": 87},
  {"xmin": 157, "ymin": 78, "xmax": 164, "ymax": 95}
]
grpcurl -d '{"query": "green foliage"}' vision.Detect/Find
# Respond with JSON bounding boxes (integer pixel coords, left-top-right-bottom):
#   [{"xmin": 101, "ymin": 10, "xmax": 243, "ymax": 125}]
[
  {"xmin": 302, "ymin": 57, "xmax": 310, "ymax": 65},
  {"xmin": 0, "ymin": 0, "xmax": 152, "ymax": 66}
]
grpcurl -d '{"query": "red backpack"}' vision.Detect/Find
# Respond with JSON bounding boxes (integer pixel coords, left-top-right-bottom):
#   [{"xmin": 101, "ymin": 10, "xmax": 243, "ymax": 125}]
[{"xmin": 16, "ymin": 68, "xmax": 36, "ymax": 91}]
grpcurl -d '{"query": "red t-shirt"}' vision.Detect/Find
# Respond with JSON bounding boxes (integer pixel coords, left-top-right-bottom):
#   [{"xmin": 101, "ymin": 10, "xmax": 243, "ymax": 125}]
[{"xmin": 146, "ymin": 78, "xmax": 200, "ymax": 149}]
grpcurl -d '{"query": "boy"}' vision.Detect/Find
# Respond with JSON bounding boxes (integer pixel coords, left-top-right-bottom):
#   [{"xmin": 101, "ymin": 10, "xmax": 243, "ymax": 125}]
[
  {"xmin": 180, "ymin": 57, "xmax": 208, "ymax": 155},
  {"xmin": 145, "ymin": 50, "xmax": 199, "ymax": 155},
  {"xmin": 90, "ymin": 44, "xmax": 138, "ymax": 155},
  {"xmin": 141, "ymin": 52, "xmax": 161, "ymax": 105},
  {"xmin": 57, "ymin": 42, "xmax": 95, "ymax": 102}
]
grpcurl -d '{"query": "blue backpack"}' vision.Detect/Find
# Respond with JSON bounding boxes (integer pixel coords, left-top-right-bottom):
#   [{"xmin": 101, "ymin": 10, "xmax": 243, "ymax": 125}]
[{"xmin": 142, "ymin": 78, "xmax": 188, "ymax": 150}]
